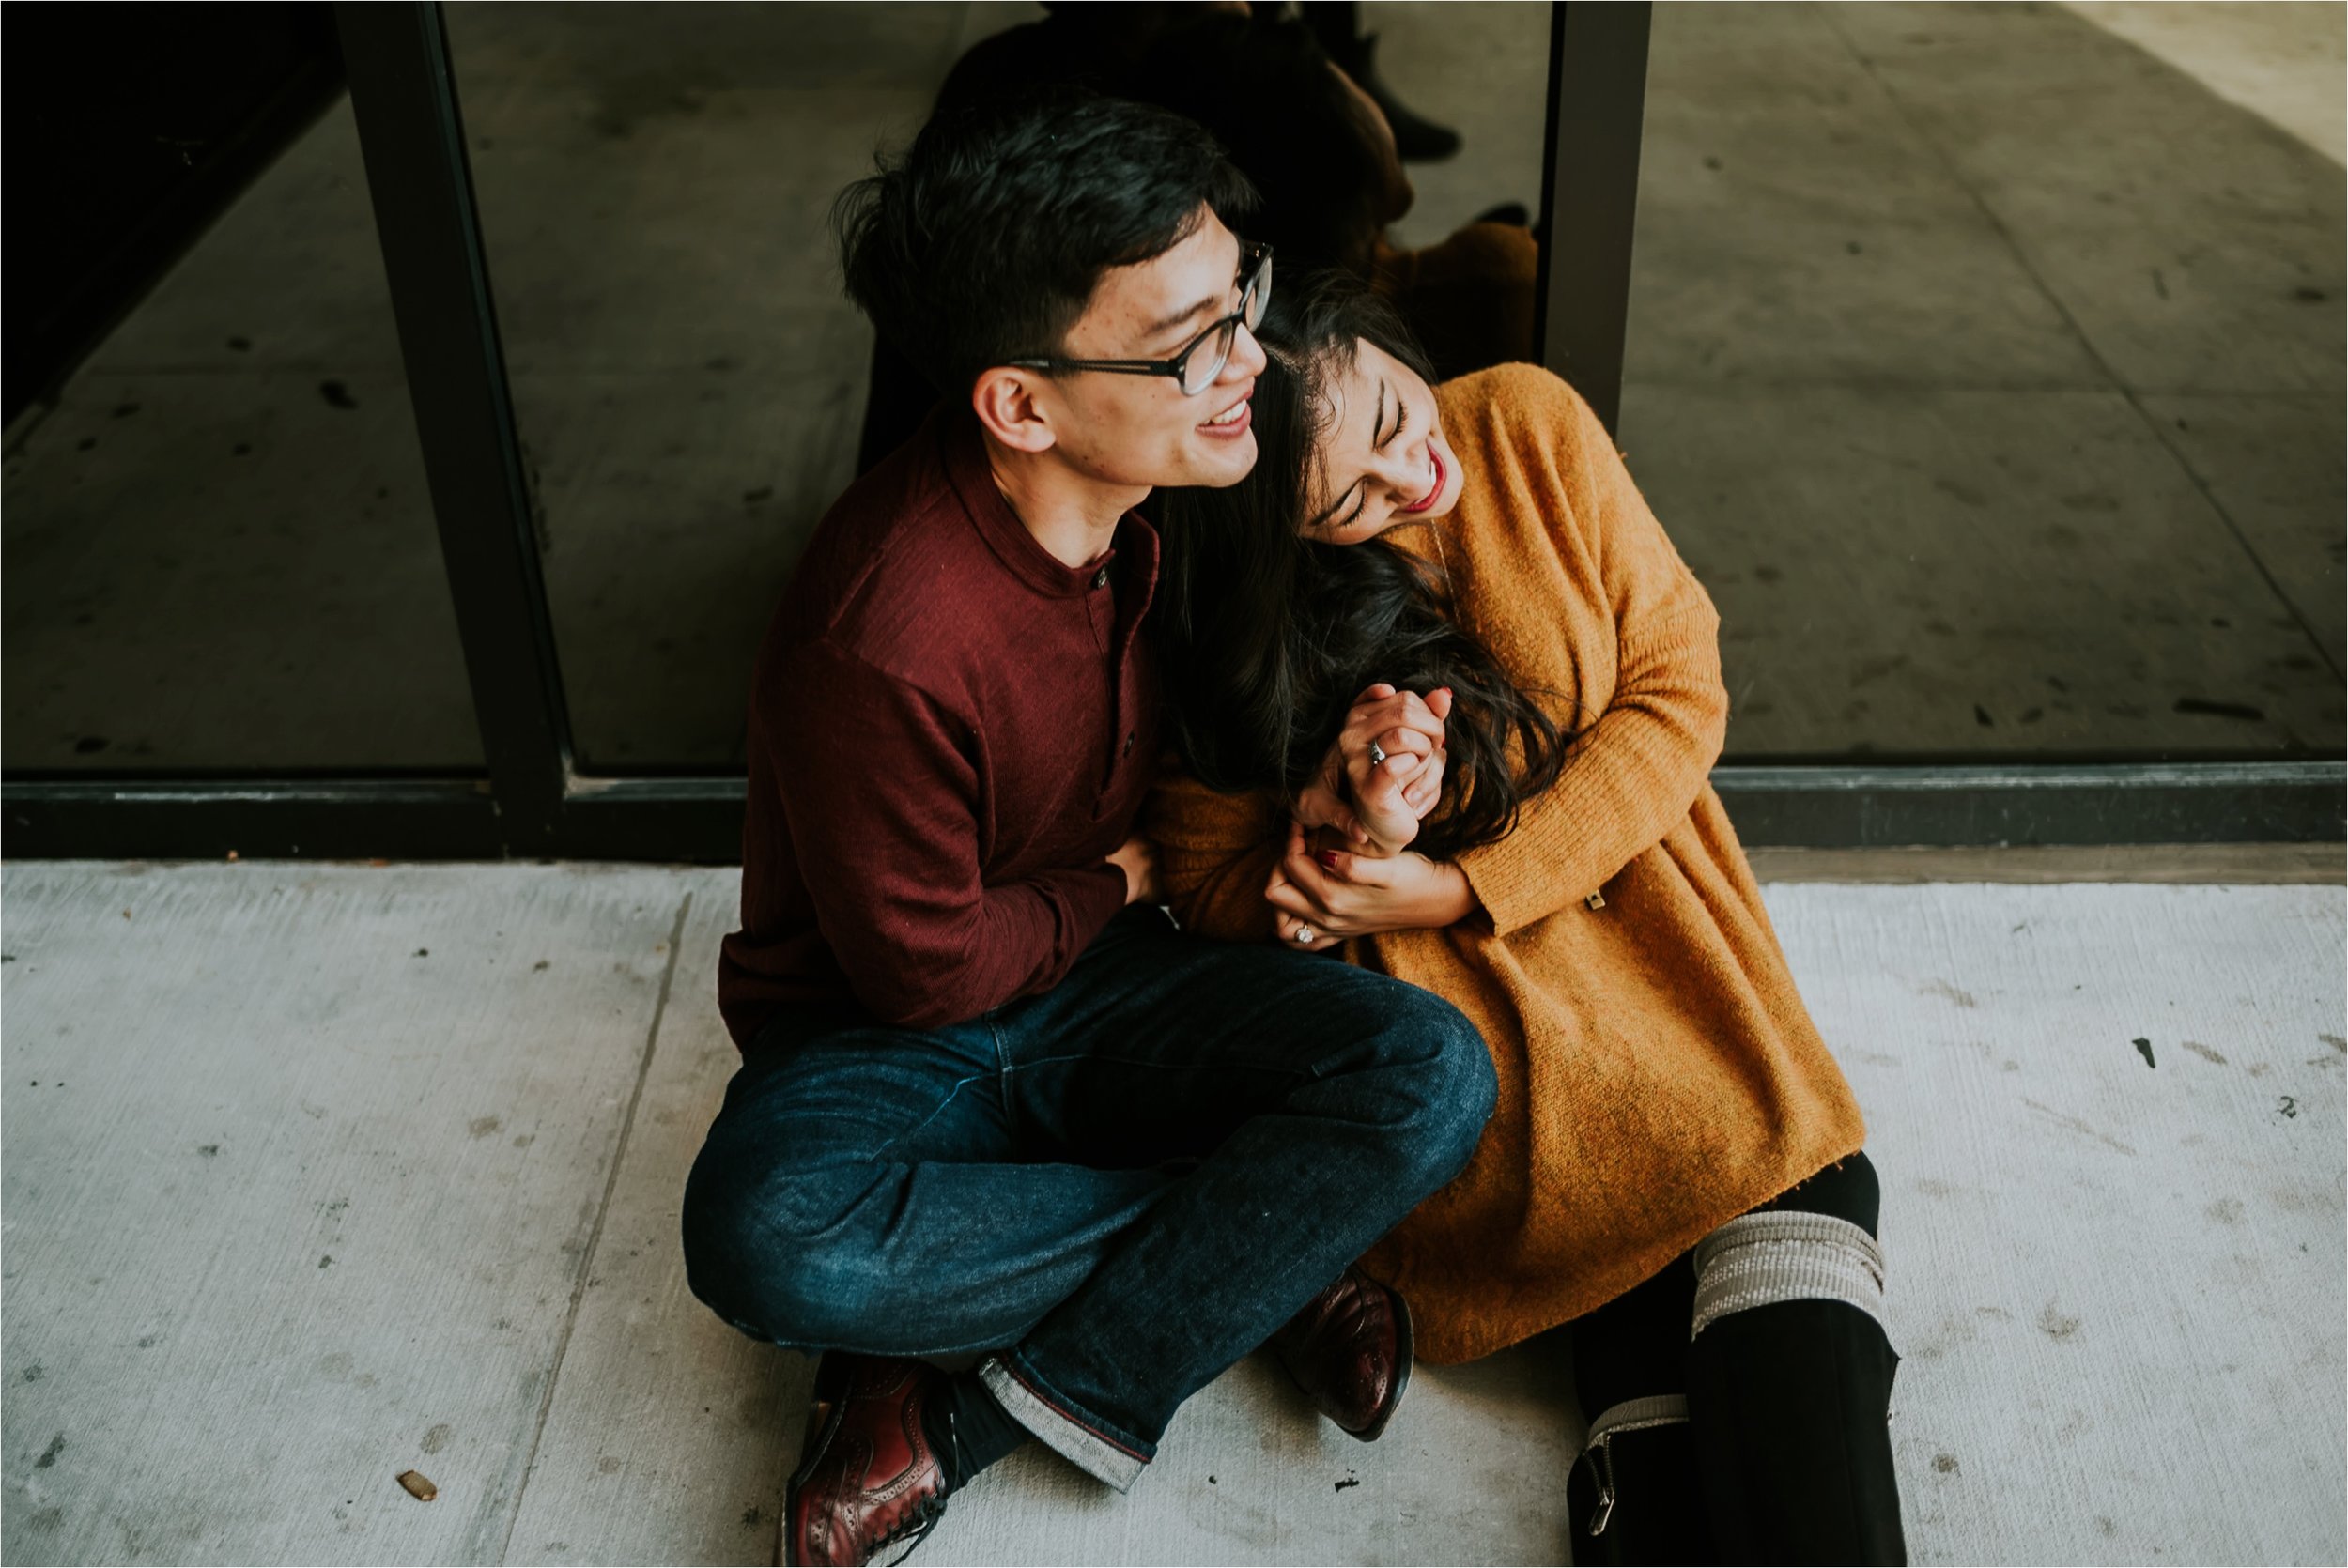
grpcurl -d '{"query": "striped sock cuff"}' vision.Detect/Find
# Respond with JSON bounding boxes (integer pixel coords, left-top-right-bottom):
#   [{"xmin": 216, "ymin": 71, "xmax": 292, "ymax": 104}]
[{"xmin": 1690, "ymin": 1210, "xmax": 1887, "ymax": 1342}]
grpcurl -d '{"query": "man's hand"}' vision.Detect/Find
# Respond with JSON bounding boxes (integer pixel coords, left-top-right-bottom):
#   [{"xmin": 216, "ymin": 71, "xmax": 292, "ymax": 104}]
[
  {"xmin": 1107, "ymin": 832, "xmax": 1163, "ymax": 907},
  {"xmin": 1264, "ymin": 821, "xmax": 1477, "ymax": 950}
]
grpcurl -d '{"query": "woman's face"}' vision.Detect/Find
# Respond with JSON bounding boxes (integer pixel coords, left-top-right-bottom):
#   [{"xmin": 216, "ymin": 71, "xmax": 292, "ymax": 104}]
[{"xmin": 1298, "ymin": 337, "xmax": 1461, "ymax": 546}]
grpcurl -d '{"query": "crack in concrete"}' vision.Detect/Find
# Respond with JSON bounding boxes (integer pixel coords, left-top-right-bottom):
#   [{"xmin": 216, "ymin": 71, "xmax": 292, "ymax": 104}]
[{"xmin": 493, "ymin": 888, "xmax": 694, "ymax": 1564}]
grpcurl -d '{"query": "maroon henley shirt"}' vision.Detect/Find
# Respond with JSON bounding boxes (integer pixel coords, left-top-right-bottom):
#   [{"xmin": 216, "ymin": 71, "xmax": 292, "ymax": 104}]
[{"xmin": 717, "ymin": 406, "xmax": 1161, "ymax": 1044}]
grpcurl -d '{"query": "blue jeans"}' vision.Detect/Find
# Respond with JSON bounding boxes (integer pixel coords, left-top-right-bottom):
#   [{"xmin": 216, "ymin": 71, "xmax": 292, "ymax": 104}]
[{"xmin": 682, "ymin": 905, "xmax": 1495, "ymax": 1489}]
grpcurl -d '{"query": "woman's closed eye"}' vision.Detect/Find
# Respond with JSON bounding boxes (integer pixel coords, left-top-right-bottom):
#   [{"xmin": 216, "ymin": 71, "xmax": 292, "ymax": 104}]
[
  {"xmin": 1335, "ymin": 485, "xmax": 1368, "ymax": 532},
  {"xmin": 1325, "ymin": 380, "xmax": 1402, "ymax": 533},
  {"xmin": 1324, "ymin": 474, "xmax": 1368, "ymax": 535}
]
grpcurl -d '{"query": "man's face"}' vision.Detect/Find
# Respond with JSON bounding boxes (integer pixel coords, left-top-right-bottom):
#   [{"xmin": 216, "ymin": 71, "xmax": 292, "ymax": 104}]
[{"xmin": 1034, "ymin": 207, "xmax": 1266, "ymax": 492}]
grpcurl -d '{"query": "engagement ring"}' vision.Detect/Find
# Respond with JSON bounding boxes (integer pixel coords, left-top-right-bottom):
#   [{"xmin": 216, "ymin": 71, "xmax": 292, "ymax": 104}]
[
  {"xmin": 1294, "ymin": 924, "xmax": 1315, "ymax": 944},
  {"xmin": 1367, "ymin": 742, "xmax": 1387, "ymax": 767}
]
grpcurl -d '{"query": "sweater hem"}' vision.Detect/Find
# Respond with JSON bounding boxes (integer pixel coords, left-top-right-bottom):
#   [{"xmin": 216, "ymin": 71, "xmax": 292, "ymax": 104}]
[{"xmin": 1389, "ymin": 1120, "xmax": 1871, "ymax": 1367}]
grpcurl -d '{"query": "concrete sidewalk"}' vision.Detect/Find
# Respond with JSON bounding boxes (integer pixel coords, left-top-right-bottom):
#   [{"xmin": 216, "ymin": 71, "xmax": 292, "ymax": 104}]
[{"xmin": 2, "ymin": 859, "xmax": 2340, "ymax": 1564}]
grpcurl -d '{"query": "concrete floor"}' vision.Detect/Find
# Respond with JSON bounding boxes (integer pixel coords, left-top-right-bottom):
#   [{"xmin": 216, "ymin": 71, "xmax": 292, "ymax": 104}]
[
  {"xmin": 2, "ymin": 4, "xmax": 2339, "ymax": 774},
  {"xmin": 2, "ymin": 858, "xmax": 2341, "ymax": 1565}
]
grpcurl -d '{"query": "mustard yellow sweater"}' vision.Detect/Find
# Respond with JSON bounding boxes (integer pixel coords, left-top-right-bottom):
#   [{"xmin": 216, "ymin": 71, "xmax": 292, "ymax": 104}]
[{"xmin": 1145, "ymin": 363, "xmax": 1867, "ymax": 1363}]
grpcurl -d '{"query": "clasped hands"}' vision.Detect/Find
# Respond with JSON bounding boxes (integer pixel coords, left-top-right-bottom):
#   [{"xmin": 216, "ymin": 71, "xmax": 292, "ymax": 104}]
[{"xmin": 1269, "ymin": 683, "xmax": 1475, "ymax": 952}]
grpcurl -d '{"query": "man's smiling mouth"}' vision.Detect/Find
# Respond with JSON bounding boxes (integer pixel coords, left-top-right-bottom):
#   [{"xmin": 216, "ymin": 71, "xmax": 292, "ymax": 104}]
[{"xmin": 1200, "ymin": 390, "xmax": 1253, "ymax": 432}]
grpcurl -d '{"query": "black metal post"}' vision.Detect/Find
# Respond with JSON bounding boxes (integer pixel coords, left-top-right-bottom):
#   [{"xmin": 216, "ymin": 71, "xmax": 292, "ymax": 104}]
[
  {"xmin": 336, "ymin": 2, "xmax": 570, "ymax": 854},
  {"xmin": 1535, "ymin": 1, "xmax": 1652, "ymax": 437}
]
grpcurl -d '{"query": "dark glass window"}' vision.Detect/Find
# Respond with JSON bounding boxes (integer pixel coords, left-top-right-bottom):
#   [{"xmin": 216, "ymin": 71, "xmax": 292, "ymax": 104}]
[
  {"xmin": 1618, "ymin": 3, "xmax": 2343, "ymax": 761},
  {"xmin": 4, "ymin": 7, "xmax": 482, "ymax": 774}
]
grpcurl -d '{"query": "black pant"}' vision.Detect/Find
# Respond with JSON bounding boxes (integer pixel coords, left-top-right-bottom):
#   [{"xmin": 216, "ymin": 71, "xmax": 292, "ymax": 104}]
[{"xmin": 1566, "ymin": 1153, "xmax": 1908, "ymax": 1565}]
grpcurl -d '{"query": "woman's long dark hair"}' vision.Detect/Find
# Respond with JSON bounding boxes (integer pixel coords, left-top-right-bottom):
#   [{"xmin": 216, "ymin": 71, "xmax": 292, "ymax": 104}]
[{"xmin": 1154, "ymin": 272, "xmax": 1572, "ymax": 860}]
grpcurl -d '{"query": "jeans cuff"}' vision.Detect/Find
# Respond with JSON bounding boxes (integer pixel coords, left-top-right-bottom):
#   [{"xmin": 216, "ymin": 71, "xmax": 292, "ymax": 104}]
[{"xmin": 978, "ymin": 1353, "xmax": 1153, "ymax": 1492}]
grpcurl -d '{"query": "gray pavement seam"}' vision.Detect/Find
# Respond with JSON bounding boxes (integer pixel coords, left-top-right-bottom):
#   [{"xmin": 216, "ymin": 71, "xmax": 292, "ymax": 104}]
[{"xmin": 493, "ymin": 886, "xmax": 695, "ymax": 1565}]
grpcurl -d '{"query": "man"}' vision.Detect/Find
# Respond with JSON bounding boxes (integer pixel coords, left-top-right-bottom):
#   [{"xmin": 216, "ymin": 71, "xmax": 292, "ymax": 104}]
[{"xmin": 682, "ymin": 91, "xmax": 1495, "ymax": 1568}]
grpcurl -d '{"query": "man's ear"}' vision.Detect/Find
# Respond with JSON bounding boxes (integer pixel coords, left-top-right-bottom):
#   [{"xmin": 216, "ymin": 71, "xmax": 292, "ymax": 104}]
[{"xmin": 971, "ymin": 367, "xmax": 1058, "ymax": 453}]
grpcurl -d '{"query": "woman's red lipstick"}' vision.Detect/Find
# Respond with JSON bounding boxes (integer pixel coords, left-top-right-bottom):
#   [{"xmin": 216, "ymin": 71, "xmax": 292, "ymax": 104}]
[{"xmin": 1400, "ymin": 448, "xmax": 1445, "ymax": 514}]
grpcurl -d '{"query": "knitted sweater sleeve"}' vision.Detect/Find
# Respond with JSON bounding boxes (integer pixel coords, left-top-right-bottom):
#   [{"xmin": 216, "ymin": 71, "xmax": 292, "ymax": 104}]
[
  {"xmin": 1142, "ymin": 765, "xmax": 1285, "ymax": 944},
  {"xmin": 1454, "ymin": 374, "xmax": 1728, "ymax": 937}
]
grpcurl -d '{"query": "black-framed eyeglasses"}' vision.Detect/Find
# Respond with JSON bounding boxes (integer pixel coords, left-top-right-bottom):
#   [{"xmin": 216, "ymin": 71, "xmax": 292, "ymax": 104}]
[{"xmin": 1011, "ymin": 243, "xmax": 1272, "ymax": 397}]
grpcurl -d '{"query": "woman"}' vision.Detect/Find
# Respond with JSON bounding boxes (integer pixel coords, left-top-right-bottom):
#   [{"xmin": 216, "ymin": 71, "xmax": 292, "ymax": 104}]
[{"xmin": 1145, "ymin": 273, "xmax": 1908, "ymax": 1564}]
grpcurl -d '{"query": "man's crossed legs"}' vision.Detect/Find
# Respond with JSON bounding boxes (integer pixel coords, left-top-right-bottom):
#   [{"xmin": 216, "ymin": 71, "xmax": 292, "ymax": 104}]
[{"xmin": 683, "ymin": 906, "xmax": 1494, "ymax": 1559}]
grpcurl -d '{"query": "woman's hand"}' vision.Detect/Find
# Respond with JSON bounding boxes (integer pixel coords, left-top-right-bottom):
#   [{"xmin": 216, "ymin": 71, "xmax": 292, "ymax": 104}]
[
  {"xmin": 1299, "ymin": 683, "xmax": 1453, "ymax": 853},
  {"xmin": 1265, "ymin": 821, "xmax": 1477, "ymax": 951}
]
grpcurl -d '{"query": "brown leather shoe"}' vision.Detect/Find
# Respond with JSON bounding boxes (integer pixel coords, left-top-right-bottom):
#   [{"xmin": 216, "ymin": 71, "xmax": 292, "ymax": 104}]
[
  {"xmin": 783, "ymin": 1354, "xmax": 949, "ymax": 1567},
  {"xmin": 1269, "ymin": 1265, "xmax": 1413, "ymax": 1441}
]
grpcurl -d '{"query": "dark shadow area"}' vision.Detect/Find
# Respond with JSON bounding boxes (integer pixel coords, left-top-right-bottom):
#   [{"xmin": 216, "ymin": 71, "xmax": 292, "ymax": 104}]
[
  {"xmin": 2, "ymin": 3, "xmax": 346, "ymax": 423},
  {"xmin": 1, "ymin": 3, "xmax": 481, "ymax": 776}
]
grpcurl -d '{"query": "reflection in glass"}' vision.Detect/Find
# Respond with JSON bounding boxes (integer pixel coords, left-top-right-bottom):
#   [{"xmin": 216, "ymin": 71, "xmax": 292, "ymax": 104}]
[
  {"xmin": 446, "ymin": 2, "xmax": 2340, "ymax": 771},
  {"xmin": 2, "ymin": 87, "xmax": 482, "ymax": 774},
  {"xmin": 445, "ymin": 2, "xmax": 1014, "ymax": 771},
  {"xmin": 1617, "ymin": 3, "xmax": 2343, "ymax": 761},
  {"xmin": 446, "ymin": 1, "xmax": 1562, "ymax": 772}
]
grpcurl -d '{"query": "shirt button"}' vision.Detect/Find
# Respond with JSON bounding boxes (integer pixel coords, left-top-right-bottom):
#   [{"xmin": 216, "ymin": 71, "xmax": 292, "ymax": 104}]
[{"xmin": 1091, "ymin": 567, "xmax": 1110, "ymax": 590}]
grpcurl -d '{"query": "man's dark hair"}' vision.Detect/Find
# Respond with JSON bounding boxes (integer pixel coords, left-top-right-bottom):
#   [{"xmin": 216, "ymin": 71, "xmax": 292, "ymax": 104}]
[{"xmin": 833, "ymin": 90, "xmax": 1257, "ymax": 397}]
